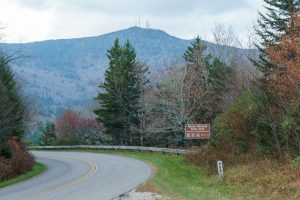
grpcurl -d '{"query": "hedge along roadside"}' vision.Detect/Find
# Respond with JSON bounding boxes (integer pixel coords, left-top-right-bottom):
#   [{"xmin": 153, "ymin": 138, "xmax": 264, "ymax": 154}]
[
  {"xmin": 0, "ymin": 162, "xmax": 45, "ymax": 188},
  {"xmin": 29, "ymin": 145, "xmax": 188, "ymax": 154}
]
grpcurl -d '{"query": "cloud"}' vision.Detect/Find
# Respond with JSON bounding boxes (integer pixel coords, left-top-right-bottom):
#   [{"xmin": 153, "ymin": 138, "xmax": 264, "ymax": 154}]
[
  {"xmin": 0, "ymin": 1, "xmax": 54, "ymax": 42},
  {"xmin": 0, "ymin": 0, "xmax": 265, "ymax": 43},
  {"xmin": 13, "ymin": 0, "xmax": 250, "ymax": 16}
]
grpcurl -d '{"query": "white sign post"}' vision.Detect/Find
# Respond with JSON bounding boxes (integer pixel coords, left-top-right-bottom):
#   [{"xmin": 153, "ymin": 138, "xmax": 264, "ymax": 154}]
[{"xmin": 217, "ymin": 160, "xmax": 223, "ymax": 179}]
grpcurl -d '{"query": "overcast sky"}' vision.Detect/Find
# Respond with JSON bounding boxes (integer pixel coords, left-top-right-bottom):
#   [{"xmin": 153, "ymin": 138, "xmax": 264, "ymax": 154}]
[{"xmin": 0, "ymin": 0, "xmax": 265, "ymax": 43}]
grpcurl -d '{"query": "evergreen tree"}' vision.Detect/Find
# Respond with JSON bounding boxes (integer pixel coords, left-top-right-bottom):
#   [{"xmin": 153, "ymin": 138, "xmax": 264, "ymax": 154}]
[
  {"xmin": 183, "ymin": 36, "xmax": 211, "ymax": 94},
  {"xmin": 255, "ymin": 0, "xmax": 300, "ymax": 77},
  {"xmin": 94, "ymin": 39, "xmax": 148, "ymax": 145},
  {"xmin": 0, "ymin": 55, "xmax": 26, "ymax": 142},
  {"xmin": 183, "ymin": 37, "xmax": 231, "ymax": 123},
  {"xmin": 120, "ymin": 41, "xmax": 149, "ymax": 144},
  {"xmin": 94, "ymin": 39, "xmax": 124, "ymax": 143},
  {"xmin": 183, "ymin": 36, "xmax": 207, "ymax": 67},
  {"xmin": 204, "ymin": 58, "xmax": 231, "ymax": 122},
  {"xmin": 252, "ymin": 0, "xmax": 300, "ymax": 157},
  {"xmin": 39, "ymin": 122, "xmax": 56, "ymax": 146}
]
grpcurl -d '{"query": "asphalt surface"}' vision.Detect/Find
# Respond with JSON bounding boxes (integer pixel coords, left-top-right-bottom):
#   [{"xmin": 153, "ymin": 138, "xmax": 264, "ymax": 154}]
[{"xmin": 0, "ymin": 151, "xmax": 152, "ymax": 200}]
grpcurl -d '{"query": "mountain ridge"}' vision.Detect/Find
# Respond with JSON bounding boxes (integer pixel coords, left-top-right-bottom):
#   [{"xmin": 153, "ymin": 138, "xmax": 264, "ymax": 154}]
[
  {"xmin": 0, "ymin": 26, "xmax": 253, "ymax": 121},
  {"xmin": 5, "ymin": 26, "xmax": 187, "ymax": 44}
]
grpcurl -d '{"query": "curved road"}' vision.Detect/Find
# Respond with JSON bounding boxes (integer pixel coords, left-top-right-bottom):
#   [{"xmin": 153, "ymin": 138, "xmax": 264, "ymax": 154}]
[{"xmin": 0, "ymin": 151, "xmax": 152, "ymax": 200}]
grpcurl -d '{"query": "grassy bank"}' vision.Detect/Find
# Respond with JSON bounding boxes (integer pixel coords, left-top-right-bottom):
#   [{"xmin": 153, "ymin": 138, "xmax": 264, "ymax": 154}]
[
  {"xmin": 34, "ymin": 149, "xmax": 264, "ymax": 200},
  {"xmin": 0, "ymin": 162, "xmax": 45, "ymax": 188},
  {"xmin": 115, "ymin": 151, "xmax": 299, "ymax": 200}
]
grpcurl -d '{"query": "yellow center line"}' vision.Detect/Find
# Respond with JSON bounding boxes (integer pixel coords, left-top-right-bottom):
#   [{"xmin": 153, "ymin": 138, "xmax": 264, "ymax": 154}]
[{"xmin": 20, "ymin": 156, "xmax": 99, "ymax": 200}]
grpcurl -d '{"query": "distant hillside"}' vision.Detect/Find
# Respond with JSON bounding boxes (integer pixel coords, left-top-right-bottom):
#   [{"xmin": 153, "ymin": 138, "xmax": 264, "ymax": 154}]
[{"xmin": 0, "ymin": 27, "xmax": 254, "ymax": 120}]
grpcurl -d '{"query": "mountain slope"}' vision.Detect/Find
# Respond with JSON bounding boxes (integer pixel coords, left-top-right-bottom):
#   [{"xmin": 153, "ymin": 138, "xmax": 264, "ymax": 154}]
[{"xmin": 1, "ymin": 27, "xmax": 252, "ymax": 120}]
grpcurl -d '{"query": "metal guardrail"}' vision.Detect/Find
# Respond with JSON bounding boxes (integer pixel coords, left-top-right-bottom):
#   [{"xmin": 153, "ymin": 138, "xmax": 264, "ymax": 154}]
[{"xmin": 29, "ymin": 145, "xmax": 188, "ymax": 154}]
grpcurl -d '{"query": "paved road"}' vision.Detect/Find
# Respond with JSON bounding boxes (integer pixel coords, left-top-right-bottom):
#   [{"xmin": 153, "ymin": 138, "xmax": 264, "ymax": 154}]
[{"xmin": 0, "ymin": 151, "xmax": 152, "ymax": 200}]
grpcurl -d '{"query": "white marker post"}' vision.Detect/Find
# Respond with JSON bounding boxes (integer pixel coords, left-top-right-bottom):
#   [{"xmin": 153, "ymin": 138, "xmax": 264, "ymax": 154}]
[{"xmin": 217, "ymin": 160, "xmax": 223, "ymax": 179}]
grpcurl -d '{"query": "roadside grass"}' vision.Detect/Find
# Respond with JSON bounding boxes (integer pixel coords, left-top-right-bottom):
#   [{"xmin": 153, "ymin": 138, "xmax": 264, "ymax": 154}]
[
  {"xmin": 187, "ymin": 147, "xmax": 300, "ymax": 200},
  {"xmin": 0, "ymin": 162, "xmax": 45, "ymax": 188},
  {"xmin": 33, "ymin": 149, "xmax": 263, "ymax": 200},
  {"xmin": 223, "ymin": 159, "xmax": 300, "ymax": 200}
]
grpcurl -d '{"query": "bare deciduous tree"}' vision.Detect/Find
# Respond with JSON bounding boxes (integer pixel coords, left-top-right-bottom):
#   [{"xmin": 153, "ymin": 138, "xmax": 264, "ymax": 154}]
[{"xmin": 154, "ymin": 64, "xmax": 203, "ymax": 146}]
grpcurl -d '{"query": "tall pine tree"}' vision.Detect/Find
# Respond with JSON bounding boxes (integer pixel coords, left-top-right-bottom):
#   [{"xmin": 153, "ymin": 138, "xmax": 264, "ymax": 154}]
[
  {"xmin": 39, "ymin": 122, "xmax": 56, "ymax": 146},
  {"xmin": 94, "ymin": 39, "xmax": 123, "ymax": 143},
  {"xmin": 183, "ymin": 37, "xmax": 231, "ymax": 123},
  {"xmin": 252, "ymin": 0, "xmax": 300, "ymax": 157},
  {"xmin": 0, "ymin": 54, "xmax": 26, "ymax": 143},
  {"xmin": 255, "ymin": 0, "xmax": 300, "ymax": 77},
  {"xmin": 94, "ymin": 39, "xmax": 148, "ymax": 145}
]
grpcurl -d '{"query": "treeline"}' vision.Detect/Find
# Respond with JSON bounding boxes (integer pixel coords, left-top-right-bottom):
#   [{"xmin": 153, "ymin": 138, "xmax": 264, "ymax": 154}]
[
  {"xmin": 0, "ymin": 52, "xmax": 34, "ymax": 181},
  {"xmin": 39, "ymin": 110, "xmax": 110, "ymax": 146},
  {"xmin": 211, "ymin": 0, "xmax": 300, "ymax": 158},
  {"xmin": 39, "ymin": 36, "xmax": 242, "ymax": 147},
  {"xmin": 188, "ymin": 0, "xmax": 300, "ymax": 169},
  {"xmin": 35, "ymin": 31, "xmax": 250, "ymax": 150},
  {"xmin": 89, "ymin": 35, "xmax": 252, "ymax": 148}
]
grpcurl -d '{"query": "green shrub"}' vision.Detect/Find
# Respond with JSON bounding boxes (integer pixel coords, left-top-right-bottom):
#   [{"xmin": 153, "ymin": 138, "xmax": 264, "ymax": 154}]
[
  {"xmin": 0, "ymin": 151, "xmax": 34, "ymax": 181},
  {"xmin": 213, "ymin": 89, "xmax": 300, "ymax": 157},
  {"xmin": 292, "ymin": 156, "xmax": 300, "ymax": 169},
  {"xmin": 213, "ymin": 92, "xmax": 254, "ymax": 154},
  {"xmin": 0, "ymin": 142, "xmax": 13, "ymax": 159}
]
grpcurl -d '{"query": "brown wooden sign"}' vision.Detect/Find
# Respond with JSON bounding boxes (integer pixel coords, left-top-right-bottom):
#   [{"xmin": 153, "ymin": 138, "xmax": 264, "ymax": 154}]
[{"xmin": 185, "ymin": 124, "xmax": 210, "ymax": 139}]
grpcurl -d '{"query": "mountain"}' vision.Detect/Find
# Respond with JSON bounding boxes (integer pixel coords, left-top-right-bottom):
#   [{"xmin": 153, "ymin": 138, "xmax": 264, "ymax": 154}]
[{"xmin": 0, "ymin": 26, "xmax": 253, "ymax": 120}]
